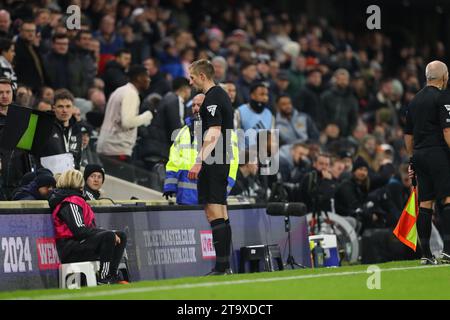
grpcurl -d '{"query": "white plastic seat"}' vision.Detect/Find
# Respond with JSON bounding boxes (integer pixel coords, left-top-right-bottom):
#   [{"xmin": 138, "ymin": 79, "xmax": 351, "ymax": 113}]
[{"xmin": 59, "ymin": 261, "xmax": 100, "ymax": 289}]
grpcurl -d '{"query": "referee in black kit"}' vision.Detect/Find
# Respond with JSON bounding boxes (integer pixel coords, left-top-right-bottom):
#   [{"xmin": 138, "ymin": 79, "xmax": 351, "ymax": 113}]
[
  {"xmin": 187, "ymin": 59, "xmax": 236, "ymax": 275},
  {"xmin": 404, "ymin": 60, "xmax": 450, "ymax": 264}
]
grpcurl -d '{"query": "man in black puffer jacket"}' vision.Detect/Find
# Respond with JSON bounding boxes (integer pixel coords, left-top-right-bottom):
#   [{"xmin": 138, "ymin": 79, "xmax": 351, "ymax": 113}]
[{"xmin": 13, "ymin": 174, "xmax": 55, "ymax": 200}]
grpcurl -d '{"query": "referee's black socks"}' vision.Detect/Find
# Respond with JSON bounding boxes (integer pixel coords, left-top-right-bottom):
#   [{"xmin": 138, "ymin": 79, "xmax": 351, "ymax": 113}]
[
  {"xmin": 417, "ymin": 207, "xmax": 433, "ymax": 258},
  {"xmin": 225, "ymin": 218, "xmax": 232, "ymax": 263},
  {"xmin": 210, "ymin": 218, "xmax": 230, "ymax": 272},
  {"xmin": 441, "ymin": 203, "xmax": 450, "ymax": 254}
]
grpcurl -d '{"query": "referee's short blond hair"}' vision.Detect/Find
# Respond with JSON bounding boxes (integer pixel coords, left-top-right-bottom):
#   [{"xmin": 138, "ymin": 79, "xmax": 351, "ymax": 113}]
[
  {"xmin": 57, "ymin": 169, "xmax": 84, "ymax": 190},
  {"xmin": 189, "ymin": 59, "xmax": 215, "ymax": 80}
]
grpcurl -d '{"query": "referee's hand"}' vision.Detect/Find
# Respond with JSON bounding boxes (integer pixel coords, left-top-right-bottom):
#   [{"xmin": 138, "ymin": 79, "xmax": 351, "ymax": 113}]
[
  {"xmin": 188, "ymin": 163, "xmax": 202, "ymax": 180},
  {"xmin": 408, "ymin": 165, "xmax": 415, "ymax": 180}
]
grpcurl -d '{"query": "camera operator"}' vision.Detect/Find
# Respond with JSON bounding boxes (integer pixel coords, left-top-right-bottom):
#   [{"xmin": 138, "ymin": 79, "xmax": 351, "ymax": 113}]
[
  {"xmin": 279, "ymin": 142, "xmax": 311, "ymax": 184},
  {"xmin": 230, "ymin": 150, "xmax": 264, "ymax": 202},
  {"xmin": 334, "ymin": 156, "xmax": 385, "ymax": 233},
  {"xmin": 297, "ymin": 153, "xmax": 337, "ymax": 214}
]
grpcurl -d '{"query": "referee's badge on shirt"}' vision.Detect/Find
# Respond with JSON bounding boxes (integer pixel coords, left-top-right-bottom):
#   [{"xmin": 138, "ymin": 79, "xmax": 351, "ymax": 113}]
[{"xmin": 207, "ymin": 105, "xmax": 217, "ymax": 116}]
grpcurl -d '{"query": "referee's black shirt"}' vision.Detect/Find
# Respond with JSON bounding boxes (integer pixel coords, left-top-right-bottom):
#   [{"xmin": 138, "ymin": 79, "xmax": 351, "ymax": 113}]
[
  {"xmin": 405, "ymin": 86, "xmax": 450, "ymax": 150},
  {"xmin": 200, "ymin": 85, "xmax": 234, "ymax": 162}
]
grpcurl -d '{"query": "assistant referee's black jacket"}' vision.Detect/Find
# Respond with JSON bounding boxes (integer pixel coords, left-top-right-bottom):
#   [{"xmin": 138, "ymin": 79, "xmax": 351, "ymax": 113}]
[
  {"xmin": 37, "ymin": 116, "xmax": 82, "ymax": 169},
  {"xmin": 49, "ymin": 188, "xmax": 104, "ymax": 262}
]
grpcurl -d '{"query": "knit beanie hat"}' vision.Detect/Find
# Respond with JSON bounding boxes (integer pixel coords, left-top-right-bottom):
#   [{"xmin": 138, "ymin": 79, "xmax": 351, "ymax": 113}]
[
  {"xmin": 84, "ymin": 164, "xmax": 105, "ymax": 182},
  {"xmin": 35, "ymin": 175, "xmax": 56, "ymax": 188},
  {"xmin": 352, "ymin": 156, "xmax": 369, "ymax": 172},
  {"xmin": 36, "ymin": 168, "xmax": 53, "ymax": 177}
]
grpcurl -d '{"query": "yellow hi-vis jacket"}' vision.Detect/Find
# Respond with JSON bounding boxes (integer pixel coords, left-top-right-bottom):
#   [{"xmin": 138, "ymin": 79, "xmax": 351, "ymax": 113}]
[{"xmin": 163, "ymin": 125, "xmax": 239, "ymax": 204}]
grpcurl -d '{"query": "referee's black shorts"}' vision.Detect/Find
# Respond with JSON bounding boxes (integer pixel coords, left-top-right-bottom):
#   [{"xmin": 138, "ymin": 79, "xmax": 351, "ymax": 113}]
[
  {"xmin": 413, "ymin": 146, "xmax": 450, "ymax": 202},
  {"xmin": 197, "ymin": 163, "xmax": 230, "ymax": 205}
]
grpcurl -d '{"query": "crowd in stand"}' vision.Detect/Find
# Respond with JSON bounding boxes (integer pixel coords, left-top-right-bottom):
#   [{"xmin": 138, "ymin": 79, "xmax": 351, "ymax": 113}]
[{"xmin": 0, "ymin": 0, "xmax": 446, "ymax": 263}]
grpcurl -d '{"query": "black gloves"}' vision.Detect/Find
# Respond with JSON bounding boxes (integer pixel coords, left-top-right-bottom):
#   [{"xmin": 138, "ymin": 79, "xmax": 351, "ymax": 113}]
[
  {"xmin": 162, "ymin": 191, "xmax": 176, "ymax": 200},
  {"xmin": 408, "ymin": 157, "xmax": 417, "ymax": 187}
]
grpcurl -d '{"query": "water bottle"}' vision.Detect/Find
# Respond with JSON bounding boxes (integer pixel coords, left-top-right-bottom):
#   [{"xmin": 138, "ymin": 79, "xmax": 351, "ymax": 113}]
[{"xmin": 313, "ymin": 241, "xmax": 325, "ymax": 268}]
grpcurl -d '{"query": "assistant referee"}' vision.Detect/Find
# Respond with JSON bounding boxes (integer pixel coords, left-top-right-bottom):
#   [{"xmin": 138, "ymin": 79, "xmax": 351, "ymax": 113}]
[
  {"xmin": 188, "ymin": 59, "xmax": 237, "ymax": 275},
  {"xmin": 404, "ymin": 60, "xmax": 450, "ymax": 264}
]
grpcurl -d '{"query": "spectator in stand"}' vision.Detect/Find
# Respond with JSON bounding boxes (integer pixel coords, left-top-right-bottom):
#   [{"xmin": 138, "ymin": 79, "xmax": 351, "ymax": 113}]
[
  {"xmin": 288, "ymin": 55, "xmax": 307, "ymax": 98},
  {"xmin": 351, "ymin": 73, "xmax": 371, "ymax": 115},
  {"xmin": 93, "ymin": 15, "xmax": 124, "ymax": 74},
  {"xmin": 38, "ymin": 89, "xmax": 83, "ymax": 170},
  {"xmin": 12, "ymin": 174, "xmax": 56, "ymax": 201},
  {"xmin": 72, "ymin": 30, "xmax": 97, "ymax": 98},
  {"xmin": 356, "ymin": 134, "xmax": 379, "ymax": 171},
  {"xmin": 34, "ymin": 98, "xmax": 52, "ymax": 112},
  {"xmin": 295, "ymin": 69, "xmax": 326, "ymax": 130},
  {"xmin": 142, "ymin": 57, "xmax": 171, "ymax": 97},
  {"xmin": 34, "ymin": 8, "xmax": 53, "ymax": 52},
  {"xmin": 14, "ymin": 19, "xmax": 48, "ymax": 93},
  {"xmin": 0, "ymin": 10, "xmax": 11, "ymax": 38},
  {"xmin": 221, "ymin": 81, "xmax": 238, "ymax": 109},
  {"xmin": 330, "ymin": 157, "xmax": 346, "ymax": 182},
  {"xmin": 40, "ymin": 86, "xmax": 54, "ymax": 103},
  {"xmin": 212, "ymin": 56, "xmax": 228, "ymax": 83},
  {"xmin": 235, "ymin": 61, "xmax": 258, "ymax": 105},
  {"xmin": 43, "ymin": 33, "xmax": 87, "ymax": 97},
  {"xmin": 102, "ymin": 48, "xmax": 132, "ymax": 98},
  {"xmin": 15, "ymin": 84, "xmax": 34, "ymax": 108},
  {"xmin": 234, "ymin": 82, "xmax": 274, "ymax": 148},
  {"xmin": 0, "ymin": 37, "xmax": 17, "ymax": 90},
  {"xmin": 321, "ymin": 68, "xmax": 359, "ymax": 137},
  {"xmin": 97, "ymin": 65, "xmax": 152, "ymax": 162},
  {"xmin": 256, "ymin": 54, "xmax": 273, "ymax": 84},
  {"xmin": 276, "ymin": 94, "xmax": 319, "ymax": 146},
  {"xmin": 366, "ymin": 78, "xmax": 397, "ymax": 129},
  {"xmin": 83, "ymin": 164, "xmax": 105, "ymax": 200},
  {"xmin": 73, "ymin": 107, "xmax": 82, "ymax": 122},
  {"xmin": 80, "ymin": 123, "xmax": 102, "ymax": 167},
  {"xmin": 159, "ymin": 39, "xmax": 184, "ymax": 80},
  {"xmin": 272, "ymin": 70, "xmax": 291, "ymax": 104},
  {"xmin": 140, "ymin": 77, "xmax": 192, "ymax": 162},
  {"xmin": 0, "ymin": 38, "xmax": 17, "ymax": 90},
  {"xmin": 76, "ymin": 87, "xmax": 107, "ymax": 123}
]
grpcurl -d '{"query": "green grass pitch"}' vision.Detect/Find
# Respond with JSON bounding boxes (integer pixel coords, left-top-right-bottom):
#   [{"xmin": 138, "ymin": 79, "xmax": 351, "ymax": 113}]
[{"xmin": 1, "ymin": 261, "xmax": 449, "ymax": 300}]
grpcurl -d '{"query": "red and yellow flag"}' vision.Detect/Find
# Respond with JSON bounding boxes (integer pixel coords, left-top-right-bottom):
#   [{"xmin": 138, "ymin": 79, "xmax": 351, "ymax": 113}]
[{"xmin": 393, "ymin": 187, "xmax": 418, "ymax": 251}]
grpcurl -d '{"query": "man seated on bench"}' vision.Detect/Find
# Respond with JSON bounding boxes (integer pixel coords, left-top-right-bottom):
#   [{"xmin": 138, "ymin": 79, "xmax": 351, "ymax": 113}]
[{"xmin": 49, "ymin": 169, "xmax": 128, "ymax": 285}]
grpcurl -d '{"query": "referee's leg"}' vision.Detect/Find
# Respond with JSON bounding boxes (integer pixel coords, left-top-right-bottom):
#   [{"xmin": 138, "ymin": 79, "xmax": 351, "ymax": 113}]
[
  {"xmin": 417, "ymin": 200, "xmax": 434, "ymax": 259},
  {"xmin": 205, "ymin": 204, "xmax": 232, "ymax": 273}
]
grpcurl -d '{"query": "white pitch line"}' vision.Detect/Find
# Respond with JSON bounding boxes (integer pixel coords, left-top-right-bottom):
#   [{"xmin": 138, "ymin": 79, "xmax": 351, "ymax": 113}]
[{"xmin": 9, "ymin": 264, "xmax": 450, "ymax": 300}]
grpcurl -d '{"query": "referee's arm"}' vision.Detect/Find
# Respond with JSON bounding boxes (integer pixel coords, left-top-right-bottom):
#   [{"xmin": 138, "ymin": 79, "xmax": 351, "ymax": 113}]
[
  {"xmin": 404, "ymin": 134, "xmax": 414, "ymax": 157},
  {"xmin": 404, "ymin": 107, "xmax": 414, "ymax": 157}
]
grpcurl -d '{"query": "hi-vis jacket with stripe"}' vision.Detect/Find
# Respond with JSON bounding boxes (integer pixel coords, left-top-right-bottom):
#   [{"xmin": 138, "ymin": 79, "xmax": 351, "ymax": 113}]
[{"xmin": 164, "ymin": 121, "xmax": 239, "ymax": 204}]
